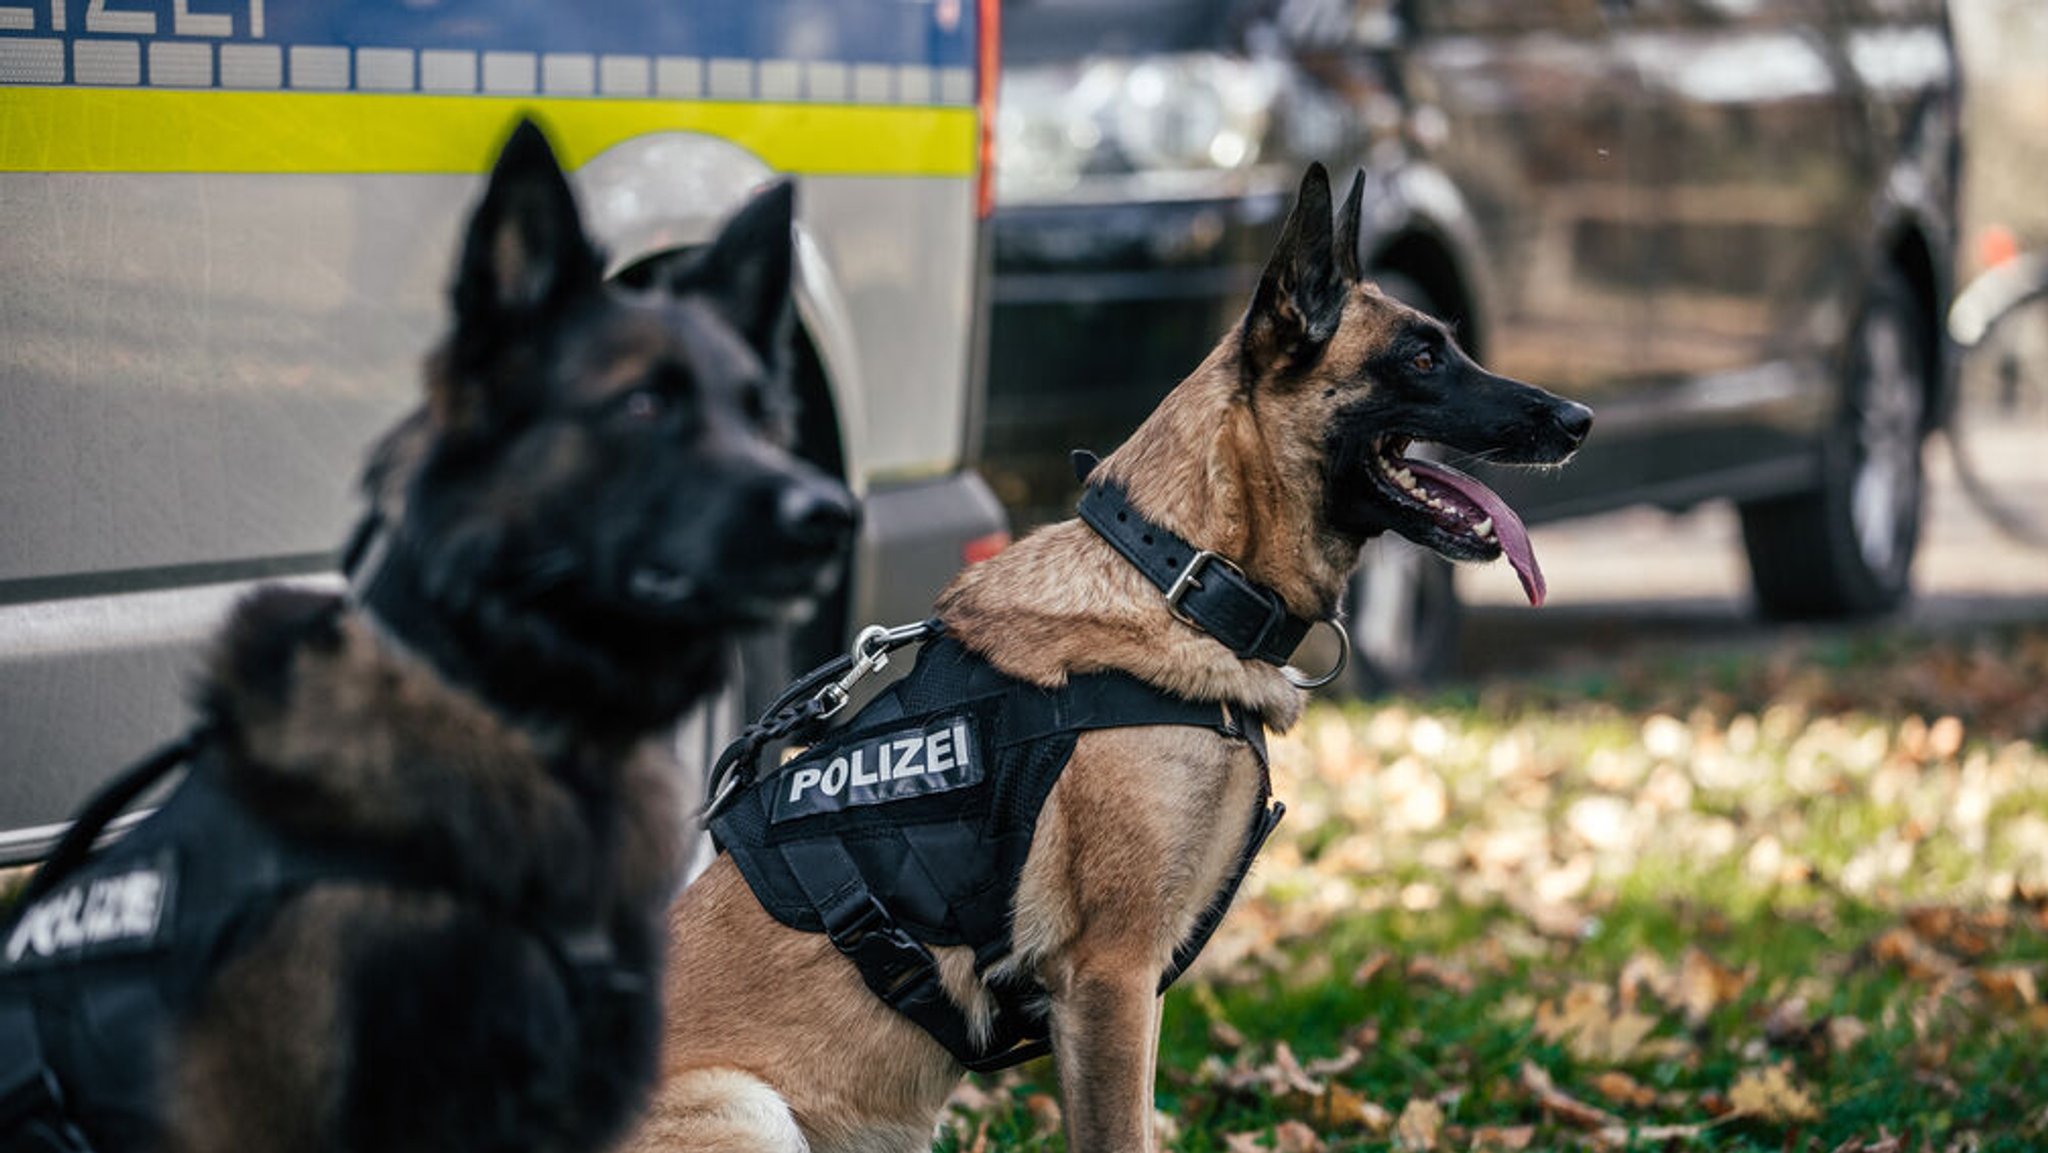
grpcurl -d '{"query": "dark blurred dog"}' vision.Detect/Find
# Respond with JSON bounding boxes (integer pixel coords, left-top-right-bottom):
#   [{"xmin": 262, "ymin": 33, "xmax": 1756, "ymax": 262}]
[
  {"xmin": 629, "ymin": 164, "xmax": 1589, "ymax": 1153},
  {"xmin": 0, "ymin": 119, "xmax": 853, "ymax": 1153}
]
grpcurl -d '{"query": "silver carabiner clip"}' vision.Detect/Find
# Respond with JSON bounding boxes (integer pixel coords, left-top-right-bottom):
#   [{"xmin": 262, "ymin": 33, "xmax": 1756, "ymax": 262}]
[{"xmin": 810, "ymin": 621, "xmax": 930, "ymax": 719}]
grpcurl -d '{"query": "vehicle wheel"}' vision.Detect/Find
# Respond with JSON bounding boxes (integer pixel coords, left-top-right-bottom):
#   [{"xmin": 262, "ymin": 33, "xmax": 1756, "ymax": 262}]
[
  {"xmin": 1338, "ymin": 270, "xmax": 1464, "ymax": 696},
  {"xmin": 1739, "ymin": 271, "xmax": 1928, "ymax": 619}
]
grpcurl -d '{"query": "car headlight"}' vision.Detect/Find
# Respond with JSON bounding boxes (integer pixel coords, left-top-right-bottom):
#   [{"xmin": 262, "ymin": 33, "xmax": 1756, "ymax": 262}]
[{"xmin": 996, "ymin": 51, "xmax": 1304, "ymax": 206}]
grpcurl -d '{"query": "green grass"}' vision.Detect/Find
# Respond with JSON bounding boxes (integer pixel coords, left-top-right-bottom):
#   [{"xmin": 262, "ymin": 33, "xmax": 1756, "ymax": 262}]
[{"xmin": 941, "ymin": 623, "xmax": 2048, "ymax": 1152}]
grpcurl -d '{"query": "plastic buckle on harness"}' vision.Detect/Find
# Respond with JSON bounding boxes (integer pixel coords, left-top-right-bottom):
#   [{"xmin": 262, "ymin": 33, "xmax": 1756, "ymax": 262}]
[{"xmin": 818, "ymin": 889, "xmax": 939, "ymax": 1001}]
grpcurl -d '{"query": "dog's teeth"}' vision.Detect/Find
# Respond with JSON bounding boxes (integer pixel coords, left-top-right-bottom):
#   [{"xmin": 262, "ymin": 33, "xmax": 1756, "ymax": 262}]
[{"xmin": 1474, "ymin": 518, "xmax": 1493, "ymax": 538}]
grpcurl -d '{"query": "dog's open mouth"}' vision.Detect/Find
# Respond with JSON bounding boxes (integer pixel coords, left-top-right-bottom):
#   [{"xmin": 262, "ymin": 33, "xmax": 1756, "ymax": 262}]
[{"xmin": 1364, "ymin": 436, "xmax": 1546, "ymax": 606}]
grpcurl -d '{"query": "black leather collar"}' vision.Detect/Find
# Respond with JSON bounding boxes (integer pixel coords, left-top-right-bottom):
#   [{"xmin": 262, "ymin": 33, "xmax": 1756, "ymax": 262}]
[{"xmin": 1072, "ymin": 451, "xmax": 1313, "ymax": 667}]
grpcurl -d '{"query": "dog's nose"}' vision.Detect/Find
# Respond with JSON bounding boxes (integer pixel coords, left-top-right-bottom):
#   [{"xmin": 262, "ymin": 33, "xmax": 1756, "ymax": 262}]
[
  {"xmin": 1552, "ymin": 402, "xmax": 1594, "ymax": 447},
  {"xmin": 775, "ymin": 478, "xmax": 859, "ymax": 553}
]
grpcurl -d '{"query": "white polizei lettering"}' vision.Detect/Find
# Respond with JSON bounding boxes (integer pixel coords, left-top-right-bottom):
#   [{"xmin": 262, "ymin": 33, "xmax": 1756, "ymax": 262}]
[
  {"xmin": 82, "ymin": 883, "xmax": 121, "ymax": 941},
  {"xmin": 849, "ymin": 747, "xmax": 877, "ymax": 788},
  {"xmin": 891, "ymin": 736, "xmax": 924, "ymax": 778},
  {"xmin": 119, "ymin": 873, "xmax": 162, "ymax": 937},
  {"xmin": 877, "ymin": 738, "xmax": 896, "ymax": 780},
  {"xmin": 788, "ymin": 766, "xmax": 823, "ymax": 802},
  {"xmin": 4, "ymin": 907, "xmax": 44, "ymax": 963},
  {"xmin": 926, "ymin": 726, "xmax": 956, "ymax": 774},
  {"xmin": 3, "ymin": 870, "xmax": 167, "ymax": 965},
  {"xmin": 26, "ymin": 897, "xmax": 70, "ymax": 957},
  {"xmin": 953, "ymin": 720, "xmax": 971, "ymax": 771},
  {"xmin": 820, "ymin": 756, "xmax": 849, "ymax": 797},
  {"xmin": 51, "ymin": 889, "xmax": 86, "ymax": 952}
]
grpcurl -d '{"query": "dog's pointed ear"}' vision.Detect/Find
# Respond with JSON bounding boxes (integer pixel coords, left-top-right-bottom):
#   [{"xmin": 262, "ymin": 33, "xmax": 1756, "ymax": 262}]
[
  {"xmin": 1242, "ymin": 163, "xmax": 1346, "ymax": 382},
  {"xmin": 454, "ymin": 118, "xmax": 603, "ymax": 327},
  {"xmin": 665, "ymin": 181, "xmax": 796, "ymax": 367},
  {"xmin": 1335, "ymin": 168, "xmax": 1366, "ymax": 283}
]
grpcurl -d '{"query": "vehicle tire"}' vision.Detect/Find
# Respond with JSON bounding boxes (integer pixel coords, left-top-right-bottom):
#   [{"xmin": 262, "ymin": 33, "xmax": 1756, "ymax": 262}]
[
  {"xmin": 1338, "ymin": 270, "xmax": 1463, "ymax": 696},
  {"xmin": 1739, "ymin": 271, "xmax": 1929, "ymax": 619}
]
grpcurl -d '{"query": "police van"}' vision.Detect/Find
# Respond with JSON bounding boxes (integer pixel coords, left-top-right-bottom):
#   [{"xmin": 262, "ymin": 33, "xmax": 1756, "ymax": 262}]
[{"xmin": 0, "ymin": 0, "xmax": 1007, "ymax": 861}]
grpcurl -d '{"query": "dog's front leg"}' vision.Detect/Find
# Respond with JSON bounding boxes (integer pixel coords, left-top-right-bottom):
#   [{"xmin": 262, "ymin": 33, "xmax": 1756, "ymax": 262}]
[{"xmin": 1048, "ymin": 952, "xmax": 1164, "ymax": 1153}]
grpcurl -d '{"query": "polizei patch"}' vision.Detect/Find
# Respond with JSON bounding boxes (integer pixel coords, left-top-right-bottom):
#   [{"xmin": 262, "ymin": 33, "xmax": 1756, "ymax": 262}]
[
  {"xmin": 770, "ymin": 714, "xmax": 981, "ymax": 824},
  {"xmin": 2, "ymin": 851, "xmax": 177, "ymax": 972}
]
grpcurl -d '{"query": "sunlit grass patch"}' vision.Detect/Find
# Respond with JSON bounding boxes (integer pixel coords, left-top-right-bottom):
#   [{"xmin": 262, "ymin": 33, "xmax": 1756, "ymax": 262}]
[{"xmin": 941, "ymin": 623, "xmax": 2048, "ymax": 1152}]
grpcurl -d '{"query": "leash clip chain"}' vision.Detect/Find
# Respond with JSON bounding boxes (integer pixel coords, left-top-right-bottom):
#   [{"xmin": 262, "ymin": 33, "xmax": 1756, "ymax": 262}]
[
  {"xmin": 702, "ymin": 619, "xmax": 937, "ymax": 819},
  {"xmin": 814, "ymin": 621, "xmax": 925, "ymax": 720}
]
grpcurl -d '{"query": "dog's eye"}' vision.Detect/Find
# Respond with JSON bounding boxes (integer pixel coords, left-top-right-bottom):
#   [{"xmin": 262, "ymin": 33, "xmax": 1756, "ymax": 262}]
[
  {"xmin": 619, "ymin": 388, "xmax": 667, "ymax": 422},
  {"xmin": 1411, "ymin": 350, "xmax": 1438, "ymax": 373}
]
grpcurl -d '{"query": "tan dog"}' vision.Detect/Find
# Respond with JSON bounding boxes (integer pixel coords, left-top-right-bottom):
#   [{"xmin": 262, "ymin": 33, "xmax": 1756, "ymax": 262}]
[{"xmin": 632, "ymin": 164, "xmax": 1591, "ymax": 1153}]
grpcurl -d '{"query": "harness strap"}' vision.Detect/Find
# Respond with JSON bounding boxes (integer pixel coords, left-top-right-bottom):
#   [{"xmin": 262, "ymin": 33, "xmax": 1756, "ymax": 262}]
[
  {"xmin": 0, "ymin": 1003, "xmax": 94, "ymax": 1152},
  {"xmin": 775, "ymin": 838, "xmax": 1051, "ymax": 1073},
  {"xmin": 1160, "ymin": 786, "xmax": 1285, "ymax": 990},
  {"xmin": 1074, "ymin": 471, "xmax": 1311, "ymax": 667},
  {"xmin": 14, "ymin": 727, "xmax": 211, "ymax": 911}
]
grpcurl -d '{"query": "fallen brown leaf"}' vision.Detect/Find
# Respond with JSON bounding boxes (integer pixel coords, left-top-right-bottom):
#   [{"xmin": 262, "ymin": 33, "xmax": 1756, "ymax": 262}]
[
  {"xmin": 1826, "ymin": 1015, "xmax": 1872, "ymax": 1055},
  {"xmin": 1906, "ymin": 906, "xmax": 2007, "ymax": 958},
  {"xmin": 1534, "ymin": 983, "xmax": 1659, "ymax": 1064},
  {"xmin": 1408, "ymin": 956, "xmax": 1477, "ymax": 994},
  {"xmin": 1210, "ymin": 1017, "xmax": 1248, "ymax": 1051},
  {"xmin": 1588, "ymin": 1070, "xmax": 1658, "ymax": 1110},
  {"xmin": 1467, "ymin": 1124, "xmax": 1536, "ymax": 1151},
  {"xmin": 1273, "ymin": 1119, "xmax": 1324, "ymax": 1153},
  {"xmin": 1394, "ymin": 1098, "xmax": 1445, "ymax": 1152},
  {"xmin": 1518, "ymin": 1061, "xmax": 1620, "ymax": 1130},
  {"xmin": 1305, "ymin": 1083, "xmax": 1393, "ymax": 1135},
  {"xmin": 1828, "ymin": 1131, "xmax": 1908, "ymax": 1153},
  {"xmin": 1976, "ymin": 965, "xmax": 2039, "ymax": 1010},
  {"xmin": 1270, "ymin": 1042, "xmax": 1325, "ymax": 1096},
  {"xmin": 1302, "ymin": 1046, "xmax": 1364, "ymax": 1080},
  {"xmin": 1617, "ymin": 951, "xmax": 1674, "ymax": 1013},
  {"xmin": 1868, "ymin": 926, "xmax": 1961, "ymax": 982},
  {"xmin": 1727, "ymin": 1062, "xmax": 1820, "ymax": 1123},
  {"xmin": 1675, "ymin": 947, "xmax": 1753, "ymax": 1026},
  {"xmin": 1763, "ymin": 996, "xmax": 1816, "ymax": 1047},
  {"xmin": 1353, "ymin": 951, "xmax": 1395, "ymax": 986},
  {"xmin": 1590, "ymin": 1122, "xmax": 1708, "ymax": 1149}
]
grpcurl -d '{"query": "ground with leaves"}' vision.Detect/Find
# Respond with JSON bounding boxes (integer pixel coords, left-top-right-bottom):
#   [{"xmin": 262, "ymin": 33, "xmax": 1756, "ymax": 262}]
[{"xmin": 942, "ymin": 623, "xmax": 2048, "ymax": 1152}]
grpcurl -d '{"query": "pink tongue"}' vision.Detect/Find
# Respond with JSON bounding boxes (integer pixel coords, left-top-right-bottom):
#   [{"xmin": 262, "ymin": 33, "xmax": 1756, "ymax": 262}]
[{"xmin": 1406, "ymin": 459, "xmax": 1546, "ymax": 607}]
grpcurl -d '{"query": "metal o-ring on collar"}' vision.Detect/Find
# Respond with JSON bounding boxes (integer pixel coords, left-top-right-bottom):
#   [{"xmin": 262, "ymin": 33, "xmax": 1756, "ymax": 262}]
[{"xmin": 1281, "ymin": 618, "xmax": 1351, "ymax": 690}]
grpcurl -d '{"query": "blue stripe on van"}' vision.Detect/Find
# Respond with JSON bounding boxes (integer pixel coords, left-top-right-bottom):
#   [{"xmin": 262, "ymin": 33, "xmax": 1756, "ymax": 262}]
[{"xmin": 8, "ymin": 0, "xmax": 976, "ymax": 72}]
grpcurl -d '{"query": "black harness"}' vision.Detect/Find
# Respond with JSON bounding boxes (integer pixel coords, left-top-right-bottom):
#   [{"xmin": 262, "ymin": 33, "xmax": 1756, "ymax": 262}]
[
  {"xmin": 706, "ymin": 464, "xmax": 1333, "ymax": 1072},
  {"xmin": 710, "ymin": 633, "xmax": 1281, "ymax": 1071},
  {"xmin": 0, "ymin": 733, "xmax": 375, "ymax": 1151},
  {"xmin": 0, "ymin": 738, "xmax": 641, "ymax": 1152}
]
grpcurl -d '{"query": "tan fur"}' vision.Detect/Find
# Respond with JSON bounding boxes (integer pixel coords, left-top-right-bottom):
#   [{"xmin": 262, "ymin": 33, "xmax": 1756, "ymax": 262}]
[{"xmin": 637, "ymin": 210, "xmax": 1431, "ymax": 1152}]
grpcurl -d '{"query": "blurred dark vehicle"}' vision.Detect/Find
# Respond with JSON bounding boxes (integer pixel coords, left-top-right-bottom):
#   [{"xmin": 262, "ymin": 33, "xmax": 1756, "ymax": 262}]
[{"xmin": 982, "ymin": 0, "xmax": 1960, "ymax": 690}]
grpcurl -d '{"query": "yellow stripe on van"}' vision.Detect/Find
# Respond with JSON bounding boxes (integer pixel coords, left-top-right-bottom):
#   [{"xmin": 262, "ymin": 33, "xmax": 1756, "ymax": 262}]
[{"xmin": 0, "ymin": 88, "xmax": 978, "ymax": 177}]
